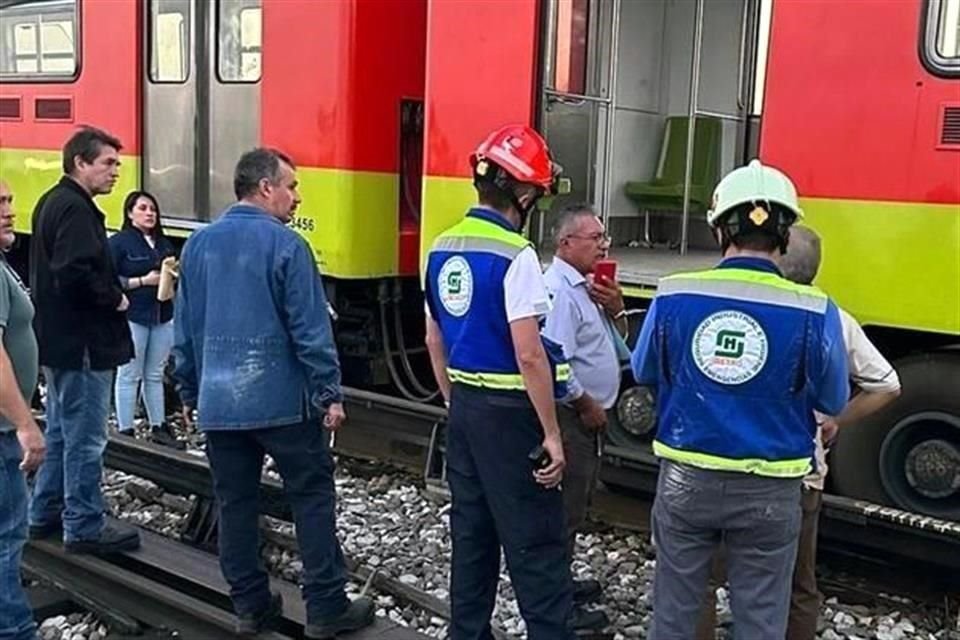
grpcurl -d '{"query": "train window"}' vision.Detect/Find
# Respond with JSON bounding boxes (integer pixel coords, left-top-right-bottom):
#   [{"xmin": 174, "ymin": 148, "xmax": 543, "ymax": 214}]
[
  {"xmin": 149, "ymin": 0, "xmax": 190, "ymax": 83},
  {"xmin": 552, "ymin": 0, "xmax": 589, "ymax": 95},
  {"xmin": 924, "ymin": 0, "xmax": 960, "ymax": 75},
  {"xmin": 0, "ymin": 0, "xmax": 78, "ymax": 81},
  {"xmin": 217, "ymin": 0, "xmax": 261, "ymax": 83}
]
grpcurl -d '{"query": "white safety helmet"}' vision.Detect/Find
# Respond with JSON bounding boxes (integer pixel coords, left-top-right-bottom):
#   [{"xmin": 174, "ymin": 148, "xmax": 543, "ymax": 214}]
[{"xmin": 706, "ymin": 159, "xmax": 803, "ymax": 228}]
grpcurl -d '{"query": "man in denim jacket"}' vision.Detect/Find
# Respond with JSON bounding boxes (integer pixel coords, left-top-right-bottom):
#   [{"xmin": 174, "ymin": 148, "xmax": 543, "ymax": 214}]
[{"xmin": 172, "ymin": 148, "xmax": 374, "ymax": 638}]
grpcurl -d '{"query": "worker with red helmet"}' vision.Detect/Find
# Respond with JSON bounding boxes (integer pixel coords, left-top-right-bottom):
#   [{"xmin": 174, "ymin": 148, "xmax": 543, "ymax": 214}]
[{"xmin": 423, "ymin": 125, "xmax": 576, "ymax": 639}]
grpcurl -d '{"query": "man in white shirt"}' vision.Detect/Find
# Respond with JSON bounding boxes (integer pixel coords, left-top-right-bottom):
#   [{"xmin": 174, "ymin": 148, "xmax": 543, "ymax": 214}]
[{"xmin": 543, "ymin": 204, "xmax": 626, "ymax": 630}]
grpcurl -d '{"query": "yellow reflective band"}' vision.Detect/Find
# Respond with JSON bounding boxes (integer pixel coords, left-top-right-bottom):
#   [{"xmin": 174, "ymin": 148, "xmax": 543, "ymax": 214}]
[
  {"xmin": 437, "ymin": 215, "xmax": 531, "ymax": 249},
  {"xmin": 448, "ymin": 363, "xmax": 571, "ymax": 390},
  {"xmin": 665, "ymin": 267, "xmax": 827, "ymax": 299},
  {"xmin": 652, "ymin": 440, "xmax": 812, "ymax": 478}
]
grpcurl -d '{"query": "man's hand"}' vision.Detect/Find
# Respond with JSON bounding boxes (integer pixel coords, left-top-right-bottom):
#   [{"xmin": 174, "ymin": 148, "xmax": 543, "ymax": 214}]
[
  {"xmin": 588, "ymin": 276, "xmax": 625, "ymax": 317},
  {"xmin": 578, "ymin": 396, "xmax": 608, "ymax": 432},
  {"xmin": 141, "ymin": 270, "xmax": 162, "ymax": 287},
  {"xmin": 534, "ymin": 432, "xmax": 566, "ymax": 489},
  {"xmin": 17, "ymin": 419, "xmax": 46, "ymax": 472},
  {"xmin": 182, "ymin": 405, "xmax": 194, "ymax": 429},
  {"xmin": 116, "ymin": 293, "xmax": 130, "ymax": 312},
  {"xmin": 323, "ymin": 402, "xmax": 346, "ymax": 431},
  {"xmin": 820, "ymin": 417, "xmax": 840, "ymax": 446}
]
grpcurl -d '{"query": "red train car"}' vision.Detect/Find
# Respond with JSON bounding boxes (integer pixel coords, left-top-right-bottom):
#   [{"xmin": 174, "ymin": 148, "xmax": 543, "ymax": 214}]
[
  {"xmin": 1, "ymin": 0, "xmax": 958, "ymax": 519},
  {"xmin": 0, "ymin": 0, "xmax": 429, "ymax": 387},
  {"xmin": 419, "ymin": 0, "xmax": 960, "ymax": 519}
]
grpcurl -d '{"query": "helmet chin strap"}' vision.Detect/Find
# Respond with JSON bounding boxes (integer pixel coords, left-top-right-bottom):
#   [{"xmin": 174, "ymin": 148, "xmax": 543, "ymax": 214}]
[{"xmin": 510, "ymin": 190, "xmax": 541, "ymax": 233}]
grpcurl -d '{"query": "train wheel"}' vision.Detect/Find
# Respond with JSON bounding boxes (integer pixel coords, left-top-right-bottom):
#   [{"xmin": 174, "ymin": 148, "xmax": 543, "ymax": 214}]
[
  {"xmin": 606, "ymin": 385, "xmax": 657, "ymax": 449},
  {"xmin": 829, "ymin": 352, "xmax": 960, "ymax": 520}
]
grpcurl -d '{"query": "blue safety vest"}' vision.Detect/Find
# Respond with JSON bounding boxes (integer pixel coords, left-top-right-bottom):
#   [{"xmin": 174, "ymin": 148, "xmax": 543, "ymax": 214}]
[
  {"xmin": 424, "ymin": 208, "xmax": 570, "ymax": 396},
  {"xmin": 631, "ymin": 257, "xmax": 849, "ymax": 478}
]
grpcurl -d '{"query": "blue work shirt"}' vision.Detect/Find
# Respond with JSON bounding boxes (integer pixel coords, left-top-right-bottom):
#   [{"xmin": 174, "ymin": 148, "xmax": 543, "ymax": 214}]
[
  {"xmin": 172, "ymin": 204, "xmax": 342, "ymax": 431},
  {"xmin": 631, "ymin": 256, "xmax": 849, "ymax": 478},
  {"xmin": 109, "ymin": 227, "xmax": 176, "ymax": 326}
]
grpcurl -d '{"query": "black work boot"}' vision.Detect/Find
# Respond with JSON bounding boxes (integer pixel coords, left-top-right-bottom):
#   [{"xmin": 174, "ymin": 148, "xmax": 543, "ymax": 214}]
[
  {"xmin": 29, "ymin": 521, "xmax": 63, "ymax": 541},
  {"xmin": 64, "ymin": 522, "xmax": 141, "ymax": 555},
  {"xmin": 148, "ymin": 423, "xmax": 185, "ymax": 450},
  {"xmin": 571, "ymin": 606, "xmax": 610, "ymax": 631},
  {"xmin": 573, "ymin": 578, "xmax": 603, "ymax": 604},
  {"xmin": 236, "ymin": 591, "xmax": 283, "ymax": 636},
  {"xmin": 304, "ymin": 597, "xmax": 375, "ymax": 639}
]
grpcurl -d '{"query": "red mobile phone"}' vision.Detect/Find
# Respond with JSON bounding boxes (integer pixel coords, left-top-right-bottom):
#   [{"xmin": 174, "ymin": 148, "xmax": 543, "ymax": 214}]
[{"xmin": 594, "ymin": 259, "xmax": 617, "ymax": 284}]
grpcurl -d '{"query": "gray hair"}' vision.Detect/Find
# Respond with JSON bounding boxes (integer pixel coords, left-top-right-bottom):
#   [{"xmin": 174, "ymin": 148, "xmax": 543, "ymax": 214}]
[
  {"xmin": 780, "ymin": 226, "xmax": 822, "ymax": 285},
  {"xmin": 233, "ymin": 148, "xmax": 295, "ymax": 200},
  {"xmin": 551, "ymin": 202, "xmax": 598, "ymax": 245}
]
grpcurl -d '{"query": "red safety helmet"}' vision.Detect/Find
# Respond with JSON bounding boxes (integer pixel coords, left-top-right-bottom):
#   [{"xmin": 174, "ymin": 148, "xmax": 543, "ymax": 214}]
[{"xmin": 469, "ymin": 124, "xmax": 560, "ymax": 193}]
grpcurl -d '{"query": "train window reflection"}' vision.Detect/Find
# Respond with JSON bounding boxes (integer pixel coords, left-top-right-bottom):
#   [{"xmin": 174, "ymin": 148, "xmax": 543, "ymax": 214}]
[
  {"xmin": 218, "ymin": 0, "xmax": 261, "ymax": 83},
  {"xmin": 0, "ymin": 0, "xmax": 78, "ymax": 81},
  {"xmin": 150, "ymin": 0, "xmax": 190, "ymax": 83},
  {"xmin": 937, "ymin": 0, "xmax": 960, "ymax": 58}
]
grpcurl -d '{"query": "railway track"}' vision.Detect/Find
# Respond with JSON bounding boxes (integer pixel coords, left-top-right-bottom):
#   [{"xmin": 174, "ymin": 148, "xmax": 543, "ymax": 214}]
[
  {"xmin": 23, "ymin": 518, "xmax": 431, "ymax": 640},
  {"xmin": 26, "ymin": 385, "xmax": 953, "ymax": 639},
  {"xmin": 336, "ymin": 388, "xmax": 960, "ymax": 574}
]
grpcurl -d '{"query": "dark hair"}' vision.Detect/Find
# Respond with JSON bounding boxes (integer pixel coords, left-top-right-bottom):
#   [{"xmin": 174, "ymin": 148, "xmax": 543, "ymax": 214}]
[
  {"xmin": 729, "ymin": 231, "xmax": 780, "ymax": 253},
  {"xmin": 476, "ymin": 180, "xmax": 514, "ymax": 212},
  {"xmin": 62, "ymin": 126, "xmax": 123, "ymax": 175},
  {"xmin": 233, "ymin": 148, "xmax": 295, "ymax": 200},
  {"xmin": 121, "ymin": 190, "xmax": 166, "ymax": 238}
]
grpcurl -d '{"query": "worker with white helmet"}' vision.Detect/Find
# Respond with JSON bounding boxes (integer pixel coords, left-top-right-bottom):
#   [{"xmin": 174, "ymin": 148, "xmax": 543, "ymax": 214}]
[{"xmin": 630, "ymin": 160, "xmax": 850, "ymax": 639}]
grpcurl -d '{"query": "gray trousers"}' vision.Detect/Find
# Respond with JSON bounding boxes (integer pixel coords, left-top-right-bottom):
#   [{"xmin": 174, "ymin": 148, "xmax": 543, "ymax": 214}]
[
  {"xmin": 651, "ymin": 460, "xmax": 802, "ymax": 640},
  {"xmin": 558, "ymin": 405, "xmax": 603, "ymax": 561}
]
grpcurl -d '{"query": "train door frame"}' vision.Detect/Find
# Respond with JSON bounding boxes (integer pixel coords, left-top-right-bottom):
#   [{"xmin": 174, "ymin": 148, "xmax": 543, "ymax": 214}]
[
  {"xmin": 536, "ymin": 0, "xmax": 766, "ymax": 258},
  {"xmin": 141, "ymin": 0, "xmax": 261, "ymax": 229}
]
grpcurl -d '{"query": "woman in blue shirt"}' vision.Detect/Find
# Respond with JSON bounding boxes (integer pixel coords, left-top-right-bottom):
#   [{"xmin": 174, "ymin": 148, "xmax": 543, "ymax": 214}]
[{"xmin": 109, "ymin": 191, "xmax": 181, "ymax": 448}]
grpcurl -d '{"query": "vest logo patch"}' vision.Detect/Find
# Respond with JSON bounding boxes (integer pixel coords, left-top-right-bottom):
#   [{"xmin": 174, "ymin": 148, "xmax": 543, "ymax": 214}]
[
  {"xmin": 438, "ymin": 256, "xmax": 473, "ymax": 317},
  {"xmin": 692, "ymin": 310, "xmax": 768, "ymax": 385}
]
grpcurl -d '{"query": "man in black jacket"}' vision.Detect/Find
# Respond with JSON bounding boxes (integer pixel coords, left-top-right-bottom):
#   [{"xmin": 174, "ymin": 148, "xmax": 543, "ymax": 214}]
[{"xmin": 28, "ymin": 126, "xmax": 139, "ymax": 554}]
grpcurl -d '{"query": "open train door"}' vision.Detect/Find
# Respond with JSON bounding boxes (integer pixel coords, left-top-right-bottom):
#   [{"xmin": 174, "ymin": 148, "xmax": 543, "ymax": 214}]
[
  {"xmin": 536, "ymin": 0, "xmax": 768, "ymax": 456},
  {"xmin": 141, "ymin": 0, "xmax": 262, "ymax": 229}
]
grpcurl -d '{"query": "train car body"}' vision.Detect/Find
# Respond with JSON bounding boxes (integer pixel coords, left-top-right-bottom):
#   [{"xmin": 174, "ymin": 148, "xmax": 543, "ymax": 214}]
[
  {"xmin": 422, "ymin": 0, "xmax": 960, "ymax": 520},
  {"xmin": 1, "ymin": 0, "xmax": 958, "ymax": 519},
  {"xmin": 1, "ymin": 0, "xmax": 428, "ymax": 385}
]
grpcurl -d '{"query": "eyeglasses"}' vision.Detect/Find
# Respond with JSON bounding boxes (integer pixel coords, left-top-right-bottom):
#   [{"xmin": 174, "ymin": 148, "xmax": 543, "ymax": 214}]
[
  {"xmin": 0, "ymin": 195, "xmax": 12, "ymax": 205},
  {"xmin": 564, "ymin": 232, "xmax": 610, "ymax": 243}
]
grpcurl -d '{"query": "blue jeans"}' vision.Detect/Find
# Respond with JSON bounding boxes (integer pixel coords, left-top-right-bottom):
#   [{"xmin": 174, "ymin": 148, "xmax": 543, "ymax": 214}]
[
  {"xmin": 650, "ymin": 460, "xmax": 802, "ymax": 640},
  {"xmin": 205, "ymin": 420, "xmax": 348, "ymax": 622},
  {"xmin": 0, "ymin": 433, "xmax": 36, "ymax": 640},
  {"xmin": 115, "ymin": 321, "xmax": 173, "ymax": 430},
  {"xmin": 29, "ymin": 364, "xmax": 112, "ymax": 543},
  {"xmin": 446, "ymin": 385, "xmax": 575, "ymax": 640}
]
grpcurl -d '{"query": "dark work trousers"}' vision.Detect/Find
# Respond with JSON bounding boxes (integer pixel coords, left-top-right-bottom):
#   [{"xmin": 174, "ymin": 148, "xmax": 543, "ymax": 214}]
[
  {"xmin": 695, "ymin": 487, "xmax": 823, "ymax": 640},
  {"xmin": 205, "ymin": 420, "xmax": 349, "ymax": 623},
  {"xmin": 651, "ymin": 461, "xmax": 802, "ymax": 640},
  {"xmin": 446, "ymin": 384, "xmax": 575, "ymax": 640},
  {"xmin": 557, "ymin": 405, "xmax": 603, "ymax": 561}
]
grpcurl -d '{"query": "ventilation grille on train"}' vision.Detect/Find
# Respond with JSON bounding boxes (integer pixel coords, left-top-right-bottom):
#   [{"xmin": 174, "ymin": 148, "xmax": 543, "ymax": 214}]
[
  {"xmin": 0, "ymin": 97, "xmax": 21, "ymax": 120},
  {"xmin": 35, "ymin": 97, "xmax": 72, "ymax": 121},
  {"xmin": 941, "ymin": 105, "xmax": 960, "ymax": 148}
]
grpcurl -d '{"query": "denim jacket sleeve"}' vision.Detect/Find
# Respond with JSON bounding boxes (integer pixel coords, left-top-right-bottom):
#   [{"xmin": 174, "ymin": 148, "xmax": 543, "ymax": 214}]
[
  {"xmin": 278, "ymin": 237, "xmax": 343, "ymax": 408},
  {"xmin": 172, "ymin": 253, "xmax": 198, "ymax": 408}
]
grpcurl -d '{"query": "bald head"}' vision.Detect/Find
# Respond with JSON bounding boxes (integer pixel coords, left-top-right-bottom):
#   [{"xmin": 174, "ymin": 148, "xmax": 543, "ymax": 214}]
[{"xmin": 780, "ymin": 226, "xmax": 821, "ymax": 285}]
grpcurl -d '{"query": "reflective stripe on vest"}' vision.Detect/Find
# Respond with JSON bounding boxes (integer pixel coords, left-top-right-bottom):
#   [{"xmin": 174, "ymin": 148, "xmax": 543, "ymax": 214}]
[
  {"xmin": 653, "ymin": 440, "xmax": 813, "ymax": 478},
  {"xmin": 659, "ymin": 268, "xmax": 828, "ymax": 313},
  {"xmin": 447, "ymin": 362, "xmax": 571, "ymax": 391}
]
